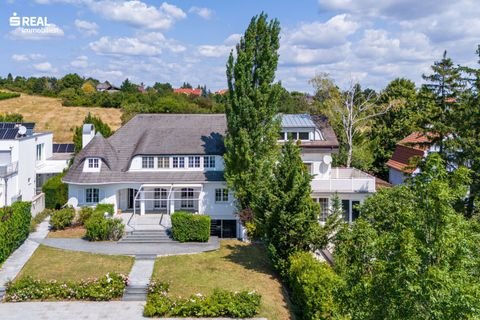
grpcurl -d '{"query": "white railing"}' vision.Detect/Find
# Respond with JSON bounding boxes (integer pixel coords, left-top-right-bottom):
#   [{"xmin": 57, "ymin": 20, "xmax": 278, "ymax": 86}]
[
  {"xmin": 311, "ymin": 168, "xmax": 376, "ymax": 193},
  {"xmin": 0, "ymin": 161, "xmax": 18, "ymax": 178},
  {"xmin": 31, "ymin": 192, "xmax": 45, "ymax": 217}
]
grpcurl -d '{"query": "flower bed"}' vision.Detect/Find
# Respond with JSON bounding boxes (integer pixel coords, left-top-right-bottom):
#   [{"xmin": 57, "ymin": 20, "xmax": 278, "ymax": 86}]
[
  {"xmin": 5, "ymin": 273, "xmax": 128, "ymax": 302},
  {"xmin": 143, "ymin": 281, "xmax": 261, "ymax": 318}
]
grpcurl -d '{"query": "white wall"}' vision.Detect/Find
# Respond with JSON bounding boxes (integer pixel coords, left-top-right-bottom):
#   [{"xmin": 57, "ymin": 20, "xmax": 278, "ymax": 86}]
[
  {"xmin": 389, "ymin": 168, "xmax": 407, "ymax": 185},
  {"xmin": 301, "ymin": 151, "xmax": 332, "ymax": 179}
]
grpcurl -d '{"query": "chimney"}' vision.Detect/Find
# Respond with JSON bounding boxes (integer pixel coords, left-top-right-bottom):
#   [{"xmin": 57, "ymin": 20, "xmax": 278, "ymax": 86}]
[{"xmin": 82, "ymin": 124, "xmax": 95, "ymax": 148}]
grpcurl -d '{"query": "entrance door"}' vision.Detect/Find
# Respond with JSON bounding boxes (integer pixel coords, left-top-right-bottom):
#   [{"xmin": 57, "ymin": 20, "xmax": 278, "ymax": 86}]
[{"xmin": 127, "ymin": 188, "xmax": 139, "ymax": 209}]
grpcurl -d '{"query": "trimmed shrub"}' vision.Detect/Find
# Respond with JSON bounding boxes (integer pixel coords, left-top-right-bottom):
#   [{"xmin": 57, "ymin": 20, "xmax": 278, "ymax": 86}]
[
  {"xmin": 0, "ymin": 202, "xmax": 31, "ymax": 264},
  {"xmin": 94, "ymin": 204, "xmax": 114, "ymax": 216},
  {"xmin": 5, "ymin": 273, "xmax": 128, "ymax": 302},
  {"xmin": 85, "ymin": 212, "xmax": 124, "ymax": 241},
  {"xmin": 50, "ymin": 207, "xmax": 75, "ymax": 230},
  {"xmin": 77, "ymin": 207, "xmax": 94, "ymax": 226},
  {"xmin": 287, "ymin": 252, "xmax": 344, "ymax": 320},
  {"xmin": 42, "ymin": 173, "xmax": 68, "ymax": 209},
  {"xmin": 143, "ymin": 280, "xmax": 261, "ymax": 318},
  {"xmin": 0, "ymin": 92, "xmax": 20, "ymax": 101},
  {"xmin": 30, "ymin": 208, "xmax": 52, "ymax": 232},
  {"xmin": 171, "ymin": 212, "xmax": 210, "ymax": 242}
]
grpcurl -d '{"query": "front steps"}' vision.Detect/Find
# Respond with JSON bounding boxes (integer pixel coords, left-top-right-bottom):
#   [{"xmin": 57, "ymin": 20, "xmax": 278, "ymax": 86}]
[{"xmin": 118, "ymin": 229, "xmax": 177, "ymax": 244}]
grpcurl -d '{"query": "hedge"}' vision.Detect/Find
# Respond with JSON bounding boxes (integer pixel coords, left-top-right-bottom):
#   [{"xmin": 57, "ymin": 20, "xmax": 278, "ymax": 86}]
[
  {"xmin": 94, "ymin": 204, "xmax": 114, "ymax": 215},
  {"xmin": 85, "ymin": 211, "xmax": 124, "ymax": 241},
  {"xmin": 42, "ymin": 173, "xmax": 68, "ymax": 209},
  {"xmin": 143, "ymin": 281, "xmax": 261, "ymax": 318},
  {"xmin": 0, "ymin": 202, "xmax": 31, "ymax": 264},
  {"xmin": 171, "ymin": 212, "xmax": 210, "ymax": 242},
  {"xmin": 287, "ymin": 252, "xmax": 343, "ymax": 320},
  {"xmin": 5, "ymin": 273, "xmax": 128, "ymax": 302},
  {"xmin": 0, "ymin": 92, "xmax": 20, "ymax": 101}
]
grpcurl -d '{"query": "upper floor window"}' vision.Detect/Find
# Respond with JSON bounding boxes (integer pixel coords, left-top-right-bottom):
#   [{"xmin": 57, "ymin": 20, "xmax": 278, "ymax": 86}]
[
  {"xmin": 215, "ymin": 188, "xmax": 229, "ymax": 203},
  {"xmin": 189, "ymin": 156, "xmax": 201, "ymax": 168},
  {"xmin": 281, "ymin": 132, "xmax": 310, "ymax": 141},
  {"xmin": 142, "ymin": 156, "xmax": 154, "ymax": 168},
  {"xmin": 173, "ymin": 156, "xmax": 185, "ymax": 168},
  {"xmin": 158, "ymin": 156, "xmax": 169, "ymax": 168},
  {"xmin": 298, "ymin": 132, "xmax": 310, "ymax": 140},
  {"xmin": 317, "ymin": 198, "xmax": 329, "ymax": 222},
  {"xmin": 36, "ymin": 143, "xmax": 44, "ymax": 161},
  {"xmin": 204, "ymin": 156, "xmax": 215, "ymax": 169},
  {"xmin": 88, "ymin": 158, "xmax": 99, "ymax": 168}
]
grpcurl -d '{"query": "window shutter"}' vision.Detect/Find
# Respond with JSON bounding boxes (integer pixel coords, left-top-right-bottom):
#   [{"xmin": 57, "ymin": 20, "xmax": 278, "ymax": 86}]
[
  {"xmin": 77, "ymin": 189, "xmax": 84, "ymax": 204},
  {"xmin": 99, "ymin": 189, "xmax": 105, "ymax": 203}
]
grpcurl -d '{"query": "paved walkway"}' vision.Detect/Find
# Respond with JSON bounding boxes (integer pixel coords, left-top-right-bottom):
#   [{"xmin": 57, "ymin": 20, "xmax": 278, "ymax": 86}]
[
  {"xmin": 0, "ymin": 220, "xmax": 50, "ymax": 297},
  {"xmin": 0, "ymin": 301, "xmax": 267, "ymax": 320},
  {"xmin": 123, "ymin": 255, "xmax": 156, "ymax": 301},
  {"xmin": 36, "ymin": 237, "xmax": 220, "ymax": 256}
]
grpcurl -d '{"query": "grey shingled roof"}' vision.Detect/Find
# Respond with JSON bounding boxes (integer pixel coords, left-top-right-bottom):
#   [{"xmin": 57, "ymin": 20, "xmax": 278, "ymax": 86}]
[
  {"xmin": 63, "ymin": 114, "xmax": 227, "ymax": 184},
  {"xmin": 63, "ymin": 113, "xmax": 338, "ymax": 185}
]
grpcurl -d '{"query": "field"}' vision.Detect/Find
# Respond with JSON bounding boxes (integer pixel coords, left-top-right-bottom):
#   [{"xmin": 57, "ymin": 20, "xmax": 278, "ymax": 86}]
[{"xmin": 0, "ymin": 93, "xmax": 122, "ymax": 142}]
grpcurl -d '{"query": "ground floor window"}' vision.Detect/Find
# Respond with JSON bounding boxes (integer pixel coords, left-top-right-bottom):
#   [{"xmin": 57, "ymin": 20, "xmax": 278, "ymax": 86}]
[
  {"xmin": 180, "ymin": 188, "xmax": 194, "ymax": 209},
  {"xmin": 86, "ymin": 188, "xmax": 99, "ymax": 204},
  {"xmin": 210, "ymin": 219, "xmax": 237, "ymax": 238},
  {"xmin": 154, "ymin": 188, "xmax": 168, "ymax": 209},
  {"xmin": 342, "ymin": 199, "xmax": 360, "ymax": 223},
  {"xmin": 316, "ymin": 198, "xmax": 329, "ymax": 222}
]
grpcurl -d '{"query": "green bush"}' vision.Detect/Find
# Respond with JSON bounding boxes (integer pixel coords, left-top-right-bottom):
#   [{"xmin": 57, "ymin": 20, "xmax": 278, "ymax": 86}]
[
  {"xmin": 85, "ymin": 212, "xmax": 124, "ymax": 241},
  {"xmin": 49, "ymin": 207, "xmax": 75, "ymax": 230},
  {"xmin": 0, "ymin": 92, "xmax": 20, "ymax": 100},
  {"xmin": 5, "ymin": 273, "xmax": 128, "ymax": 302},
  {"xmin": 94, "ymin": 204, "xmax": 114, "ymax": 216},
  {"xmin": 42, "ymin": 174, "xmax": 68, "ymax": 209},
  {"xmin": 143, "ymin": 280, "xmax": 261, "ymax": 318},
  {"xmin": 30, "ymin": 208, "xmax": 52, "ymax": 232},
  {"xmin": 0, "ymin": 202, "xmax": 31, "ymax": 264},
  {"xmin": 77, "ymin": 207, "xmax": 94, "ymax": 225},
  {"xmin": 171, "ymin": 212, "xmax": 210, "ymax": 242},
  {"xmin": 287, "ymin": 252, "xmax": 344, "ymax": 320}
]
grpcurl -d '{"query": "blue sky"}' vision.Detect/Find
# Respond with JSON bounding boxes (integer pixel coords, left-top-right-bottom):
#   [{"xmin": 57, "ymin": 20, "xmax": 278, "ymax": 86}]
[{"xmin": 1, "ymin": 0, "xmax": 479, "ymax": 93}]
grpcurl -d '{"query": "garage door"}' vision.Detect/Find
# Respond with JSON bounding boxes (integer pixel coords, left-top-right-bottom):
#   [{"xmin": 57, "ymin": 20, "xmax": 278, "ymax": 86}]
[{"xmin": 210, "ymin": 219, "xmax": 237, "ymax": 238}]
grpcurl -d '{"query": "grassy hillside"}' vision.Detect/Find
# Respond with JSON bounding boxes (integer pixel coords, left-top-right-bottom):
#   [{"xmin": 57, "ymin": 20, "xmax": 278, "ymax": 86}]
[{"xmin": 0, "ymin": 93, "xmax": 122, "ymax": 142}]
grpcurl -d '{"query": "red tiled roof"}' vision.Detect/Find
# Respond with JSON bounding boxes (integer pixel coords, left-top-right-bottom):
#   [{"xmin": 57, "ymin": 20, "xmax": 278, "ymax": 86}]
[
  {"xmin": 387, "ymin": 133, "xmax": 429, "ymax": 173},
  {"xmin": 215, "ymin": 89, "xmax": 228, "ymax": 95},
  {"xmin": 375, "ymin": 176, "xmax": 392, "ymax": 189},
  {"xmin": 174, "ymin": 88, "xmax": 202, "ymax": 96}
]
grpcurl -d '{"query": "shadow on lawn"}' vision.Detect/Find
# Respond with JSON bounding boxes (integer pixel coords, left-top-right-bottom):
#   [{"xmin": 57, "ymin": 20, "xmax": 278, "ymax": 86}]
[{"xmin": 224, "ymin": 242, "xmax": 276, "ymax": 275}]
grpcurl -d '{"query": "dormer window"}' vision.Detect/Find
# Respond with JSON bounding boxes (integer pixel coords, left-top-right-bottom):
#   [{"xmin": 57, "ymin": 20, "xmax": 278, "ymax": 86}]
[
  {"xmin": 204, "ymin": 156, "xmax": 215, "ymax": 169},
  {"xmin": 188, "ymin": 156, "xmax": 200, "ymax": 168},
  {"xmin": 142, "ymin": 156, "xmax": 154, "ymax": 169},
  {"xmin": 88, "ymin": 158, "xmax": 99, "ymax": 168},
  {"xmin": 298, "ymin": 132, "xmax": 310, "ymax": 140},
  {"xmin": 173, "ymin": 156, "xmax": 185, "ymax": 168}
]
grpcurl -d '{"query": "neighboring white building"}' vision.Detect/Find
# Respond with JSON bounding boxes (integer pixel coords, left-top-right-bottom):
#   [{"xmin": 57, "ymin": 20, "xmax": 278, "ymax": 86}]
[
  {"xmin": 0, "ymin": 122, "xmax": 72, "ymax": 211},
  {"xmin": 63, "ymin": 114, "xmax": 377, "ymax": 239}
]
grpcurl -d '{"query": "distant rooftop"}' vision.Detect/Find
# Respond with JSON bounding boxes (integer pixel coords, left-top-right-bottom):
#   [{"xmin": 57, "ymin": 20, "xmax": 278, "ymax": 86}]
[{"xmin": 281, "ymin": 114, "xmax": 316, "ymax": 128}]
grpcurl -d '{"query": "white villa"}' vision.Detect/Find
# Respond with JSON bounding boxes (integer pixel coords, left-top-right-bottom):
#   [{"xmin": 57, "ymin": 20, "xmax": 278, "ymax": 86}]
[
  {"xmin": 63, "ymin": 114, "xmax": 376, "ymax": 238},
  {"xmin": 0, "ymin": 122, "xmax": 73, "ymax": 213}
]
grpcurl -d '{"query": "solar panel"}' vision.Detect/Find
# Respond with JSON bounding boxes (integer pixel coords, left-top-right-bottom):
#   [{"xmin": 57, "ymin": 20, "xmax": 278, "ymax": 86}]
[
  {"xmin": 53, "ymin": 143, "xmax": 75, "ymax": 153},
  {"xmin": 0, "ymin": 129, "xmax": 8, "ymax": 139},
  {"xmin": 0, "ymin": 123, "xmax": 15, "ymax": 129},
  {"xmin": 3, "ymin": 129, "xmax": 18, "ymax": 139}
]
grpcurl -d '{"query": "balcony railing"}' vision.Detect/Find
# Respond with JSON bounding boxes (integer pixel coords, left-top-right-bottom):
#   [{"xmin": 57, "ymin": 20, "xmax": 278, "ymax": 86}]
[
  {"xmin": 311, "ymin": 167, "xmax": 376, "ymax": 193},
  {"xmin": 0, "ymin": 161, "xmax": 18, "ymax": 178}
]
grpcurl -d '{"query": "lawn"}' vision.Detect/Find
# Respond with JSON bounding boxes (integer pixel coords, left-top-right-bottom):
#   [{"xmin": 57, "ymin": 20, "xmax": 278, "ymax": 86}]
[
  {"xmin": 47, "ymin": 226, "xmax": 87, "ymax": 239},
  {"xmin": 0, "ymin": 93, "xmax": 122, "ymax": 142},
  {"xmin": 152, "ymin": 240, "xmax": 293, "ymax": 320},
  {"xmin": 16, "ymin": 245, "xmax": 134, "ymax": 282}
]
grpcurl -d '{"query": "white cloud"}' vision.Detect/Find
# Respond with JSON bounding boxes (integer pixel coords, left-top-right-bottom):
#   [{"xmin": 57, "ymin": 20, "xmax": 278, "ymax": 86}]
[
  {"xmin": 88, "ymin": 1, "xmax": 186, "ymax": 30},
  {"xmin": 33, "ymin": 61, "xmax": 57, "ymax": 73},
  {"xmin": 11, "ymin": 53, "xmax": 44, "ymax": 62},
  {"xmin": 224, "ymin": 34, "xmax": 242, "ymax": 45},
  {"xmin": 71, "ymin": 55, "xmax": 89, "ymax": 68},
  {"xmin": 74, "ymin": 19, "xmax": 98, "ymax": 36},
  {"xmin": 287, "ymin": 14, "xmax": 359, "ymax": 48},
  {"xmin": 9, "ymin": 24, "xmax": 64, "ymax": 40},
  {"xmin": 197, "ymin": 45, "xmax": 231, "ymax": 58},
  {"xmin": 189, "ymin": 6, "xmax": 214, "ymax": 20},
  {"xmin": 89, "ymin": 32, "xmax": 185, "ymax": 56}
]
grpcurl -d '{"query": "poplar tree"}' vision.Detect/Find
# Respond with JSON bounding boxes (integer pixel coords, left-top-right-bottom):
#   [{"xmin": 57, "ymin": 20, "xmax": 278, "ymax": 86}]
[{"xmin": 224, "ymin": 13, "xmax": 281, "ymax": 218}]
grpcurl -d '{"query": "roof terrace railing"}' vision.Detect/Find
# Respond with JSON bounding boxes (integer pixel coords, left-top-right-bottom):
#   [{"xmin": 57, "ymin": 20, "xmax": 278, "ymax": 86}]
[{"xmin": 0, "ymin": 161, "xmax": 18, "ymax": 178}]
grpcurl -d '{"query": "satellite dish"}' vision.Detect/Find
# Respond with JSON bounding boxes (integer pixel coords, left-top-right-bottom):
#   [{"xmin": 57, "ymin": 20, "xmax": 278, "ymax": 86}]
[
  {"xmin": 18, "ymin": 126, "xmax": 27, "ymax": 135},
  {"xmin": 323, "ymin": 155, "xmax": 332, "ymax": 165}
]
